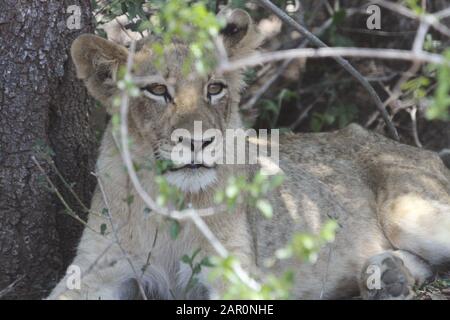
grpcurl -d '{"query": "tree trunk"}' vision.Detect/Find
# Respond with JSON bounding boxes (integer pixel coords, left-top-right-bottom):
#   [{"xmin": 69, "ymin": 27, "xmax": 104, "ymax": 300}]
[{"xmin": 0, "ymin": 1, "xmax": 99, "ymax": 299}]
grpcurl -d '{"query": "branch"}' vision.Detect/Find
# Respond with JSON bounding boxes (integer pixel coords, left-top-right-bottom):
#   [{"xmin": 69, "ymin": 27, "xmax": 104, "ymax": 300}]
[
  {"xmin": 0, "ymin": 276, "xmax": 24, "ymax": 298},
  {"xmin": 241, "ymin": 15, "xmax": 334, "ymax": 112},
  {"xmin": 435, "ymin": 7, "xmax": 450, "ymax": 19},
  {"xmin": 377, "ymin": 16, "xmax": 430, "ymax": 125},
  {"xmin": 31, "ymin": 156, "xmax": 101, "ymax": 235},
  {"xmin": 373, "ymin": 0, "xmax": 450, "ymax": 38},
  {"xmin": 218, "ymin": 47, "xmax": 446, "ymax": 72},
  {"xmin": 257, "ymin": 0, "xmax": 400, "ymax": 140},
  {"xmin": 409, "ymin": 106, "xmax": 422, "ymax": 148}
]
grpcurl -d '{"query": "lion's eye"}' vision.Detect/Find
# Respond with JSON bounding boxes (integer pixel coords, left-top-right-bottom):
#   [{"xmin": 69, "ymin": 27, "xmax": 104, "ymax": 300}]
[
  {"xmin": 207, "ymin": 83, "xmax": 225, "ymax": 96},
  {"xmin": 144, "ymin": 84, "xmax": 168, "ymax": 96}
]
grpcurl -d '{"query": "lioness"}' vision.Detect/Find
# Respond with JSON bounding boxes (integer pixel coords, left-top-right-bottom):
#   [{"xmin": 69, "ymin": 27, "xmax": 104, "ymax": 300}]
[{"xmin": 48, "ymin": 9, "xmax": 450, "ymax": 300}]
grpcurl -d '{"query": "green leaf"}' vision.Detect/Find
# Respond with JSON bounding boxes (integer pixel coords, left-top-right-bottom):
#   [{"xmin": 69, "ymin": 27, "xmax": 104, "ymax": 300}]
[
  {"xmin": 124, "ymin": 195, "xmax": 134, "ymax": 205},
  {"xmin": 100, "ymin": 223, "xmax": 107, "ymax": 235},
  {"xmin": 181, "ymin": 254, "xmax": 191, "ymax": 264},
  {"xmin": 260, "ymin": 100, "xmax": 279, "ymax": 113},
  {"xmin": 270, "ymin": 175, "xmax": 285, "ymax": 188},
  {"xmin": 214, "ymin": 191, "xmax": 225, "ymax": 204},
  {"xmin": 200, "ymin": 257, "xmax": 214, "ymax": 268},
  {"xmin": 169, "ymin": 220, "xmax": 180, "ymax": 240},
  {"xmin": 137, "ymin": 20, "xmax": 152, "ymax": 32},
  {"xmin": 192, "ymin": 264, "xmax": 202, "ymax": 275},
  {"xmin": 225, "ymin": 184, "xmax": 239, "ymax": 199},
  {"xmin": 427, "ymin": 50, "xmax": 450, "ymax": 121},
  {"xmin": 155, "ymin": 159, "xmax": 174, "ymax": 175},
  {"xmin": 256, "ymin": 199, "xmax": 273, "ymax": 218},
  {"xmin": 310, "ymin": 114, "xmax": 323, "ymax": 132},
  {"xmin": 95, "ymin": 28, "xmax": 107, "ymax": 39},
  {"xmin": 332, "ymin": 9, "xmax": 347, "ymax": 25},
  {"xmin": 275, "ymin": 247, "xmax": 293, "ymax": 260},
  {"xmin": 320, "ymin": 220, "xmax": 339, "ymax": 242}
]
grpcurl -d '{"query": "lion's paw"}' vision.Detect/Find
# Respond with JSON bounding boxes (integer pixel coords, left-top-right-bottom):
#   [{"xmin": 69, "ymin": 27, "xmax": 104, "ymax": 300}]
[{"xmin": 360, "ymin": 252, "xmax": 415, "ymax": 300}]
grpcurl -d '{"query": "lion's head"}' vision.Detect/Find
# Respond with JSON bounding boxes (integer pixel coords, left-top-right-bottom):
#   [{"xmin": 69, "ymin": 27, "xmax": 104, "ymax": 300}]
[{"xmin": 71, "ymin": 9, "xmax": 261, "ymax": 194}]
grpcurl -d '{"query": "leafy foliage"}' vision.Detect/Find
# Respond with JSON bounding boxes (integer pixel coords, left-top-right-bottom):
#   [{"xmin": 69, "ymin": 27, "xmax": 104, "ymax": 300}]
[
  {"xmin": 310, "ymin": 104, "xmax": 358, "ymax": 132},
  {"xmin": 214, "ymin": 171, "xmax": 284, "ymax": 218},
  {"xmin": 275, "ymin": 220, "xmax": 338, "ymax": 263},
  {"xmin": 260, "ymin": 89, "xmax": 298, "ymax": 128},
  {"xmin": 326, "ymin": 9, "xmax": 355, "ymax": 47},
  {"xmin": 427, "ymin": 50, "xmax": 450, "ymax": 121},
  {"xmin": 181, "ymin": 248, "xmax": 214, "ymax": 297},
  {"xmin": 151, "ymin": 0, "xmax": 223, "ymax": 74},
  {"xmin": 209, "ymin": 255, "xmax": 295, "ymax": 299}
]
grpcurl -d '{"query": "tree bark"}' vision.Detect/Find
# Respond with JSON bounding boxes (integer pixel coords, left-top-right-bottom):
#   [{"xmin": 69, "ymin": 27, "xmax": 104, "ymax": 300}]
[{"xmin": 0, "ymin": 0, "xmax": 99, "ymax": 299}]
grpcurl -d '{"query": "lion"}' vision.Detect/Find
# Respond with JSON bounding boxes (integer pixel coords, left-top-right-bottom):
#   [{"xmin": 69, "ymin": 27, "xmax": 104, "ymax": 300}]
[{"xmin": 47, "ymin": 8, "xmax": 450, "ymax": 300}]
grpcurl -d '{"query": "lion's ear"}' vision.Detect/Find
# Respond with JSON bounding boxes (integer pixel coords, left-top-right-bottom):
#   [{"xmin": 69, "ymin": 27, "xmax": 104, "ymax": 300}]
[
  {"xmin": 218, "ymin": 8, "xmax": 262, "ymax": 59},
  {"xmin": 71, "ymin": 34, "xmax": 128, "ymax": 104}
]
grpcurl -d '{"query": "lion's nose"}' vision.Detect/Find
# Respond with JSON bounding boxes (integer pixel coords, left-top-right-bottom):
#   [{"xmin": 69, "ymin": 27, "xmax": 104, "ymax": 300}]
[
  {"xmin": 172, "ymin": 131, "xmax": 219, "ymax": 166},
  {"xmin": 179, "ymin": 136, "xmax": 215, "ymax": 153}
]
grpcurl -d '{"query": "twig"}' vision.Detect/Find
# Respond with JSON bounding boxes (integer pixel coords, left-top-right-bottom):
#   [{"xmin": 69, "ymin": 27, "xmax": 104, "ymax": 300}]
[
  {"xmin": 370, "ymin": 12, "xmax": 430, "ymax": 133},
  {"xmin": 409, "ymin": 106, "xmax": 422, "ymax": 148},
  {"xmin": 373, "ymin": 0, "xmax": 450, "ymax": 38},
  {"xmin": 32, "ymin": 155, "xmax": 147, "ymax": 299},
  {"xmin": 140, "ymin": 226, "xmax": 159, "ymax": 279},
  {"xmin": 218, "ymin": 47, "xmax": 446, "ymax": 73},
  {"xmin": 257, "ymin": 0, "xmax": 400, "ymax": 141},
  {"xmin": 82, "ymin": 241, "xmax": 116, "ymax": 278},
  {"xmin": 94, "ymin": 0, "xmax": 121, "ymax": 17},
  {"xmin": 44, "ymin": 157, "xmax": 94, "ymax": 216},
  {"xmin": 289, "ymin": 96, "xmax": 322, "ymax": 130},
  {"xmin": 215, "ymin": 0, "xmax": 226, "ymax": 14},
  {"xmin": 320, "ymin": 246, "xmax": 333, "ymax": 299},
  {"xmin": 242, "ymin": 7, "xmax": 357, "ymax": 120},
  {"xmin": 435, "ymin": 7, "xmax": 450, "ymax": 19},
  {"xmin": 186, "ymin": 209, "xmax": 261, "ymax": 291},
  {"xmin": 36, "ymin": 154, "xmax": 105, "ymax": 218},
  {"xmin": 31, "ymin": 156, "xmax": 100, "ymax": 234},
  {"xmin": 114, "ymin": 17, "xmax": 135, "ymax": 41},
  {"xmin": 54, "ymin": 240, "xmax": 117, "ymax": 299},
  {"xmin": 0, "ymin": 275, "xmax": 24, "ymax": 298},
  {"xmin": 377, "ymin": 20, "xmax": 430, "ymax": 119},
  {"xmin": 412, "ymin": 20, "xmax": 430, "ymax": 54},
  {"xmin": 241, "ymin": 16, "xmax": 333, "ymax": 112}
]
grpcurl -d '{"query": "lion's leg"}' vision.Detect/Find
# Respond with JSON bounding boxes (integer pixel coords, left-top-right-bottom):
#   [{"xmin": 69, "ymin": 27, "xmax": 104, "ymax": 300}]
[
  {"xmin": 47, "ymin": 232, "xmax": 148, "ymax": 300},
  {"xmin": 381, "ymin": 194, "xmax": 450, "ymax": 266},
  {"xmin": 359, "ymin": 250, "xmax": 433, "ymax": 300},
  {"xmin": 47, "ymin": 258, "xmax": 137, "ymax": 300},
  {"xmin": 48, "ymin": 273, "xmax": 119, "ymax": 300}
]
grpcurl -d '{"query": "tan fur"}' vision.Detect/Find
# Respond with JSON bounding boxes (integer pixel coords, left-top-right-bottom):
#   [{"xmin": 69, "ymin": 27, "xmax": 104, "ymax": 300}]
[{"xmin": 48, "ymin": 10, "xmax": 450, "ymax": 300}]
